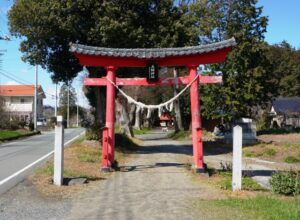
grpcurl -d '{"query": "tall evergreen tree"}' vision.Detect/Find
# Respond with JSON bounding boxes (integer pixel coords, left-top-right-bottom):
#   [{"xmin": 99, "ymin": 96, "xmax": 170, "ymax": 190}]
[
  {"xmin": 58, "ymin": 83, "xmax": 77, "ymax": 121},
  {"xmin": 192, "ymin": 0, "xmax": 275, "ymax": 121},
  {"xmin": 267, "ymin": 41, "xmax": 300, "ymax": 97}
]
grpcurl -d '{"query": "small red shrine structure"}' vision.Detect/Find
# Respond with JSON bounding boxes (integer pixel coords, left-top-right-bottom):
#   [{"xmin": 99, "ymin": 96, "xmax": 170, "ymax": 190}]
[{"xmin": 70, "ymin": 38, "xmax": 236, "ymax": 172}]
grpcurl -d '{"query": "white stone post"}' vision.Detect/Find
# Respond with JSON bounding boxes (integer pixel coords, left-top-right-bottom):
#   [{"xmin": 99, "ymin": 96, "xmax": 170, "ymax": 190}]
[
  {"xmin": 54, "ymin": 115, "xmax": 64, "ymax": 186},
  {"xmin": 232, "ymin": 125, "xmax": 242, "ymax": 191}
]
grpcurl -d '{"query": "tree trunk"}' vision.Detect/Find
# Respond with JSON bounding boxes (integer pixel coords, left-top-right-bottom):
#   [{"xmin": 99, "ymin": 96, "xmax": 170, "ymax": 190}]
[
  {"xmin": 173, "ymin": 68, "xmax": 184, "ymax": 131},
  {"xmin": 134, "ymin": 106, "xmax": 141, "ymax": 130},
  {"xmin": 95, "ymin": 87, "xmax": 105, "ymax": 126},
  {"xmin": 144, "ymin": 109, "xmax": 152, "ymax": 128},
  {"xmin": 116, "ymin": 98, "xmax": 134, "ymax": 137},
  {"xmin": 129, "ymin": 104, "xmax": 136, "ymax": 125}
]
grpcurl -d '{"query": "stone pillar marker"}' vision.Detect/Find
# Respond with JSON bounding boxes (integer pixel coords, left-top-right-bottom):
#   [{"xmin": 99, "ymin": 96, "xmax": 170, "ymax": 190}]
[
  {"xmin": 232, "ymin": 125, "xmax": 242, "ymax": 191},
  {"xmin": 54, "ymin": 115, "xmax": 64, "ymax": 186}
]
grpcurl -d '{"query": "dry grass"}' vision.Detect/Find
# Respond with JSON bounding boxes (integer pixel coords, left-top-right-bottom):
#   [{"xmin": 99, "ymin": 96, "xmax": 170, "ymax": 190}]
[
  {"xmin": 28, "ymin": 135, "xmax": 138, "ymax": 199},
  {"xmin": 243, "ymin": 142, "xmax": 300, "ymax": 163},
  {"xmin": 28, "ymin": 138, "xmax": 106, "ymax": 198},
  {"xmin": 258, "ymin": 133, "xmax": 300, "ymax": 144}
]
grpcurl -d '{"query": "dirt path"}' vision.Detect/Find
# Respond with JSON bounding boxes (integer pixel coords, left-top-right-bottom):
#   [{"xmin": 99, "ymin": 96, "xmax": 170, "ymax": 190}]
[{"xmin": 67, "ymin": 130, "xmax": 219, "ymax": 220}]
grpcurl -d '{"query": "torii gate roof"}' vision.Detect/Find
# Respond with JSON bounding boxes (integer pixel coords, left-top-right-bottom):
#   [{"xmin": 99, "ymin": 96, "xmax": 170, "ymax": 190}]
[{"xmin": 70, "ymin": 38, "xmax": 236, "ymax": 67}]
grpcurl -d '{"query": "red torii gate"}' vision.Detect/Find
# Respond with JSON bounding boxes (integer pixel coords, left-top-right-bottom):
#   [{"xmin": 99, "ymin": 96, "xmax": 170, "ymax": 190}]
[{"xmin": 70, "ymin": 38, "xmax": 236, "ymax": 172}]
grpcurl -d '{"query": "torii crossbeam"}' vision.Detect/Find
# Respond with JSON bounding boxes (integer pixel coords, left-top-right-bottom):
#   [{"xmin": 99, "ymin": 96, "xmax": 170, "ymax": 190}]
[{"xmin": 70, "ymin": 38, "xmax": 236, "ymax": 173}]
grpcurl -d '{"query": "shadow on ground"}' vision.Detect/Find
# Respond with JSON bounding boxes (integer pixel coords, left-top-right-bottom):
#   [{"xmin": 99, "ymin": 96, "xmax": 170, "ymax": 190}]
[{"xmin": 118, "ymin": 162, "xmax": 188, "ymax": 172}]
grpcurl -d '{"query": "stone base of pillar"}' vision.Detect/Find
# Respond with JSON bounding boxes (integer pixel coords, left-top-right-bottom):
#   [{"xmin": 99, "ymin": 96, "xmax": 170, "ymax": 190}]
[
  {"xmin": 193, "ymin": 163, "xmax": 209, "ymax": 176},
  {"xmin": 101, "ymin": 168, "xmax": 111, "ymax": 173}
]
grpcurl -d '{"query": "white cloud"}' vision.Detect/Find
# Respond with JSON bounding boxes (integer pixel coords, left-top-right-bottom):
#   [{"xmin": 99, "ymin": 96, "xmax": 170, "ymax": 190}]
[{"xmin": 5, "ymin": 81, "xmax": 20, "ymax": 85}]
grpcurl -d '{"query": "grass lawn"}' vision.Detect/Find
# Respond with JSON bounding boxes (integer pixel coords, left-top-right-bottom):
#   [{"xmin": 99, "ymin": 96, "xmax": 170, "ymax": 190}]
[
  {"xmin": 194, "ymin": 195, "xmax": 300, "ymax": 220},
  {"xmin": 0, "ymin": 129, "xmax": 37, "ymax": 141},
  {"xmin": 192, "ymin": 168, "xmax": 299, "ymax": 220}
]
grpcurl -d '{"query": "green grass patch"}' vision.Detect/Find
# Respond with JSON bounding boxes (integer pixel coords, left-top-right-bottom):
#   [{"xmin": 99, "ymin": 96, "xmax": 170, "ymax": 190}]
[
  {"xmin": 244, "ymin": 146, "xmax": 277, "ymax": 158},
  {"xmin": 37, "ymin": 162, "xmax": 96, "ymax": 179},
  {"xmin": 37, "ymin": 162, "xmax": 54, "ymax": 176},
  {"xmin": 71, "ymin": 135, "xmax": 85, "ymax": 145},
  {"xmin": 284, "ymin": 156, "xmax": 300, "ymax": 164},
  {"xmin": 115, "ymin": 125, "xmax": 121, "ymax": 134},
  {"xmin": 76, "ymin": 146, "xmax": 101, "ymax": 163},
  {"xmin": 168, "ymin": 130, "xmax": 191, "ymax": 140},
  {"xmin": 195, "ymin": 196, "xmax": 300, "ymax": 220},
  {"xmin": 63, "ymin": 169, "xmax": 96, "ymax": 179},
  {"xmin": 218, "ymin": 171, "xmax": 264, "ymax": 191},
  {"xmin": 244, "ymin": 151, "xmax": 263, "ymax": 158},
  {"xmin": 0, "ymin": 130, "xmax": 38, "ymax": 141},
  {"xmin": 265, "ymin": 148, "xmax": 277, "ymax": 157},
  {"xmin": 284, "ymin": 143, "xmax": 300, "ymax": 148},
  {"xmin": 132, "ymin": 127, "xmax": 150, "ymax": 135}
]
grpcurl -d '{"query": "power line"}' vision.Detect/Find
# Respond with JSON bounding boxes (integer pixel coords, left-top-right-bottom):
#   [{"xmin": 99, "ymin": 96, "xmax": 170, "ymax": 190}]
[
  {"xmin": 0, "ymin": 71, "xmax": 56, "ymax": 98},
  {"xmin": 1, "ymin": 68, "xmax": 33, "ymax": 84}
]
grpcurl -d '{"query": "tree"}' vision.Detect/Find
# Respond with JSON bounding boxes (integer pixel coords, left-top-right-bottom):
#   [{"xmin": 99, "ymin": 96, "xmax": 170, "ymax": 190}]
[
  {"xmin": 58, "ymin": 83, "xmax": 77, "ymax": 121},
  {"xmin": 266, "ymin": 41, "xmax": 300, "ymax": 97},
  {"xmin": 191, "ymin": 0, "xmax": 275, "ymax": 122},
  {"xmin": 9, "ymin": 0, "xmax": 197, "ymax": 132}
]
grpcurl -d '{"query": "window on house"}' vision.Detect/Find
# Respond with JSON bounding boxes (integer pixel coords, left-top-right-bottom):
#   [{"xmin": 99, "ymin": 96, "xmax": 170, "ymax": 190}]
[{"xmin": 20, "ymin": 98, "xmax": 25, "ymax": 103}]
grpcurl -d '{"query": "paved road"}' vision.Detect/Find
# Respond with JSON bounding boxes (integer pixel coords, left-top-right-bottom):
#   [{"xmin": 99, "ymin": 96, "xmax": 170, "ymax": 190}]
[{"xmin": 0, "ymin": 128, "xmax": 85, "ymax": 194}]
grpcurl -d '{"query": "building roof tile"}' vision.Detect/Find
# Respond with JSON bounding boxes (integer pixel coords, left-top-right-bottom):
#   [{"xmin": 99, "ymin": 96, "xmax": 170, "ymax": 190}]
[
  {"xmin": 273, "ymin": 97, "xmax": 300, "ymax": 113},
  {"xmin": 0, "ymin": 85, "xmax": 46, "ymax": 98},
  {"xmin": 70, "ymin": 38, "xmax": 236, "ymax": 59}
]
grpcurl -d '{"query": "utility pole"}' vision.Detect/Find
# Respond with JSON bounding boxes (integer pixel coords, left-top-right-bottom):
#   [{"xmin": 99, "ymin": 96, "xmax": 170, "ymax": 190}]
[
  {"xmin": 34, "ymin": 65, "xmax": 38, "ymax": 131},
  {"xmin": 67, "ymin": 82, "xmax": 70, "ymax": 128},
  {"xmin": 55, "ymin": 83, "xmax": 58, "ymax": 117}
]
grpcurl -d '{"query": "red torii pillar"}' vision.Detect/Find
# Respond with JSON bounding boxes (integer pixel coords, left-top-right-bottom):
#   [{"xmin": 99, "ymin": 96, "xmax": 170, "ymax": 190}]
[
  {"xmin": 104, "ymin": 66, "xmax": 116, "ymax": 170},
  {"xmin": 189, "ymin": 66, "xmax": 203, "ymax": 171}
]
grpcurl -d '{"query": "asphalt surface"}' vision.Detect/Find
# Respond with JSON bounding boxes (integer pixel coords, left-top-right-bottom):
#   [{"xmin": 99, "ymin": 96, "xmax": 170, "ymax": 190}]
[{"xmin": 0, "ymin": 128, "xmax": 85, "ymax": 191}]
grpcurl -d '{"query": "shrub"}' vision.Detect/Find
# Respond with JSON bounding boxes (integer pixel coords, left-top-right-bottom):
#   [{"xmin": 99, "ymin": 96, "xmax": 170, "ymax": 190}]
[
  {"xmin": 18, "ymin": 120, "xmax": 26, "ymax": 128},
  {"xmin": 270, "ymin": 171, "xmax": 300, "ymax": 196},
  {"xmin": 28, "ymin": 122, "xmax": 34, "ymax": 131},
  {"xmin": 86, "ymin": 123, "xmax": 103, "ymax": 140},
  {"xmin": 9, "ymin": 120, "xmax": 20, "ymax": 130}
]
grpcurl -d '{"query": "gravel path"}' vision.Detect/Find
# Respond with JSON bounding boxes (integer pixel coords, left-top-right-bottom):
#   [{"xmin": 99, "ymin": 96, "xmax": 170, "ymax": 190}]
[
  {"xmin": 0, "ymin": 179, "xmax": 71, "ymax": 220},
  {"xmin": 66, "ymin": 130, "xmax": 215, "ymax": 220}
]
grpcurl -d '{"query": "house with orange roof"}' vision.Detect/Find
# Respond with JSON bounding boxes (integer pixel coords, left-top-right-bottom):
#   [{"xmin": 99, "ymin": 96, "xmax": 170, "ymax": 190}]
[{"xmin": 0, "ymin": 85, "xmax": 46, "ymax": 122}]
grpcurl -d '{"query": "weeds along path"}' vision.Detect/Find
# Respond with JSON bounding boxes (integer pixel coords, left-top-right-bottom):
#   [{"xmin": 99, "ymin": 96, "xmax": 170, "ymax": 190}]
[{"xmin": 67, "ymin": 130, "xmax": 219, "ymax": 220}]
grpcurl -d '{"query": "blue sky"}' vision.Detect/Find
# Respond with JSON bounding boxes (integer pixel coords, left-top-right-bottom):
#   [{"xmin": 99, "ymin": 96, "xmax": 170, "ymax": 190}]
[{"xmin": 0, "ymin": 0, "xmax": 299, "ymax": 107}]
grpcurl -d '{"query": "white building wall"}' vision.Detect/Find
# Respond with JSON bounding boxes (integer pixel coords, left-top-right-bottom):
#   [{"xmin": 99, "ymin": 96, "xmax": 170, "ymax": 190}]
[
  {"xmin": 4, "ymin": 96, "xmax": 34, "ymax": 112},
  {"xmin": 3, "ymin": 95, "xmax": 44, "ymax": 120}
]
